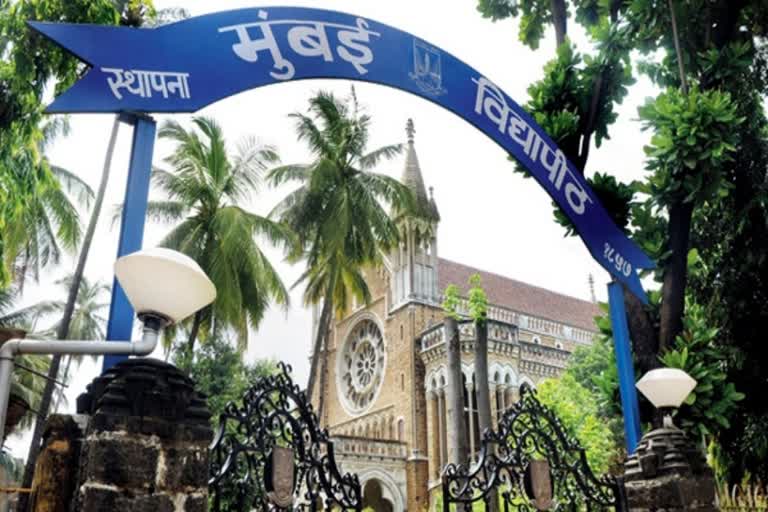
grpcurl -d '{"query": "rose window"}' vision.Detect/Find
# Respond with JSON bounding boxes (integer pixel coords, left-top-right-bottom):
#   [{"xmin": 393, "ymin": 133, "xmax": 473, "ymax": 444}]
[{"xmin": 338, "ymin": 319, "xmax": 386, "ymax": 415}]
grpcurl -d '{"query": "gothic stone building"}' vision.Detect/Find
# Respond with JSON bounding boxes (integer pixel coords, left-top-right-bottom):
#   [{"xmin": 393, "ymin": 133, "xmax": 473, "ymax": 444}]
[{"xmin": 309, "ymin": 123, "xmax": 600, "ymax": 512}]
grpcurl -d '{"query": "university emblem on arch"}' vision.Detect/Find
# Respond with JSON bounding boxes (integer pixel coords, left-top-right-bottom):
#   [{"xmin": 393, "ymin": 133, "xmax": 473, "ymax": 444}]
[{"xmin": 410, "ymin": 38, "xmax": 446, "ymax": 96}]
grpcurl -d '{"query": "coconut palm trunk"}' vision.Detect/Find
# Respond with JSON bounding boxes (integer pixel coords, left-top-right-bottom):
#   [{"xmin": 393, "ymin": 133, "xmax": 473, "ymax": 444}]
[
  {"xmin": 18, "ymin": 116, "xmax": 120, "ymax": 506},
  {"xmin": 307, "ymin": 280, "xmax": 334, "ymax": 418}
]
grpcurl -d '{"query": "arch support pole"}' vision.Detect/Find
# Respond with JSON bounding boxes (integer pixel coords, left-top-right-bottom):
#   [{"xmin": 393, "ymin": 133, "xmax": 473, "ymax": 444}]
[
  {"xmin": 607, "ymin": 281, "xmax": 642, "ymax": 453},
  {"xmin": 103, "ymin": 114, "xmax": 157, "ymax": 371}
]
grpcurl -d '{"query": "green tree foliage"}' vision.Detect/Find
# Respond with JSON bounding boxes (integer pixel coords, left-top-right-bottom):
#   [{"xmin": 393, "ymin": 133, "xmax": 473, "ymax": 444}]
[
  {"xmin": 467, "ymin": 274, "xmax": 488, "ymax": 323},
  {"xmin": 476, "ymin": 0, "xmax": 768, "ymax": 479},
  {"xmin": 660, "ymin": 300, "xmax": 744, "ymax": 442},
  {"xmin": 0, "ymin": 289, "xmax": 51, "ymax": 434},
  {"xmin": 441, "ymin": 283, "xmax": 462, "ymax": 320},
  {"xmin": 144, "ymin": 117, "xmax": 291, "ymax": 353},
  {"xmin": 537, "ymin": 374, "xmax": 615, "ymax": 474},
  {"xmin": 173, "ymin": 336, "xmax": 276, "ymax": 427},
  {"xmin": 20, "ymin": 274, "xmax": 110, "ymax": 341},
  {"xmin": 0, "ymin": 0, "xmax": 150, "ymax": 286},
  {"xmin": 268, "ymin": 89, "xmax": 412, "ymax": 411}
]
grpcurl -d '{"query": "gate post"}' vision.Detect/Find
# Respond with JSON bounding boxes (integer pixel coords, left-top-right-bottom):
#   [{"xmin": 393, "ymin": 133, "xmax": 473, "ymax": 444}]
[{"xmin": 607, "ymin": 281, "xmax": 642, "ymax": 453}]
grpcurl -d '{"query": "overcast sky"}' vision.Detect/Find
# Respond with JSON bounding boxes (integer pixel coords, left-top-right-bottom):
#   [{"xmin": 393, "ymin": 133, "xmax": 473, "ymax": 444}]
[{"xmin": 7, "ymin": 0, "xmax": 658, "ymax": 457}]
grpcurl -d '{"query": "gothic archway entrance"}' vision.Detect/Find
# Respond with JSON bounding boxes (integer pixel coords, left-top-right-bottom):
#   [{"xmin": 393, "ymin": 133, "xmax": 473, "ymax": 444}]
[{"xmin": 362, "ymin": 480, "xmax": 394, "ymax": 512}]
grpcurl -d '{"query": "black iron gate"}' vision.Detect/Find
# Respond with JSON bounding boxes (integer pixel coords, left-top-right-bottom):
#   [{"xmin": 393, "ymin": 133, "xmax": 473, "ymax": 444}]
[
  {"xmin": 442, "ymin": 384, "xmax": 627, "ymax": 511},
  {"xmin": 208, "ymin": 362, "xmax": 362, "ymax": 511}
]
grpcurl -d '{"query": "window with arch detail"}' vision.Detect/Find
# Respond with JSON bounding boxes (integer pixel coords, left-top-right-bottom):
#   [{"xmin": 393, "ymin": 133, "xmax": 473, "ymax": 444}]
[{"xmin": 338, "ymin": 319, "xmax": 386, "ymax": 414}]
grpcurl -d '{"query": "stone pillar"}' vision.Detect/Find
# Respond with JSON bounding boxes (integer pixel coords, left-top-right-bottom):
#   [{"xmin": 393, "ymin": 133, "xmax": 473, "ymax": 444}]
[
  {"xmin": 474, "ymin": 321, "xmax": 492, "ymax": 446},
  {"xmin": 427, "ymin": 391, "xmax": 440, "ymax": 481},
  {"xmin": 437, "ymin": 391, "xmax": 447, "ymax": 469},
  {"xmin": 27, "ymin": 414, "xmax": 87, "ymax": 512},
  {"xmin": 444, "ymin": 317, "xmax": 467, "ymax": 465},
  {"xmin": 489, "ymin": 384, "xmax": 499, "ymax": 430},
  {"xmin": 623, "ymin": 424, "xmax": 717, "ymax": 511},
  {"xmin": 72, "ymin": 358, "xmax": 212, "ymax": 512}
]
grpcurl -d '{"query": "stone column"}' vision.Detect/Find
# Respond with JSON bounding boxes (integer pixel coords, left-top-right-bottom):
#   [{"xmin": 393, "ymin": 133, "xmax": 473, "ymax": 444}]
[
  {"xmin": 474, "ymin": 320, "xmax": 492, "ymax": 446},
  {"xmin": 623, "ymin": 424, "xmax": 717, "ymax": 511},
  {"xmin": 437, "ymin": 391, "xmax": 447, "ymax": 469},
  {"xmin": 427, "ymin": 391, "xmax": 440, "ymax": 481},
  {"xmin": 72, "ymin": 358, "xmax": 213, "ymax": 512},
  {"xmin": 445, "ymin": 317, "xmax": 467, "ymax": 465},
  {"xmin": 490, "ymin": 384, "xmax": 499, "ymax": 429}
]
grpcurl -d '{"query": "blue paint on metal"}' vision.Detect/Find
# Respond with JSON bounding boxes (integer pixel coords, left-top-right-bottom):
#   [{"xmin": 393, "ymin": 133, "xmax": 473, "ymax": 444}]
[
  {"xmin": 28, "ymin": 8, "xmax": 655, "ymax": 301},
  {"xmin": 103, "ymin": 115, "xmax": 156, "ymax": 371},
  {"xmin": 608, "ymin": 281, "xmax": 643, "ymax": 453}
]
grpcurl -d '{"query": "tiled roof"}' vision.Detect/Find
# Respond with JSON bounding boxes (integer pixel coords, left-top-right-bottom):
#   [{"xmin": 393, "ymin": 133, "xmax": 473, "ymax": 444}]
[{"xmin": 438, "ymin": 258, "xmax": 600, "ymax": 332}]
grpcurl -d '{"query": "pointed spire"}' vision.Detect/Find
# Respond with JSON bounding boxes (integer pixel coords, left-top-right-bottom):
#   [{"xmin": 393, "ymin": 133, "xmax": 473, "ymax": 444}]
[
  {"xmin": 429, "ymin": 186, "xmax": 440, "ymax": 221},
  {"xmin": 588, "ymin": 274, "xmax": 596, "ymax": 303},
  {"xmin": 401, "ymin": 118, "xmax": 429, "ymax": 208}
]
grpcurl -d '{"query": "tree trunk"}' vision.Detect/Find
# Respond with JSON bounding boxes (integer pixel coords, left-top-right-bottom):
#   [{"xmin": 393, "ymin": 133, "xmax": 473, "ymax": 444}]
[
  {"xmin": 186, "ymin": 308, "xmax": 204, "ymax": 355},
  {"xmin": 622, "ymin": 288, "xmax": 659, "ymax": 377},
  {"xmin": 316, "ymin": 322, "xmax": 330, "ymax": 423},
  {"xmin": 18, "ymin": 115, "xmax": 120, "ymax": 512},
  {"xmin": 550, "ymin": 0, "xmax": 567, "ymax": 48},
  {"xmin": 445, "ymin": 316, "xmax": 468, "ymax": 465},
  {"xmin": 306, "ymin": 286, "xmax": 333, "ymax": 409},
  {"xmin": 659, "ymin": 199, "xmax": 694, "ymax": 352},
  {"xmin": 52, "ymin": 355, "xmax": 72, "ymax": 412}
]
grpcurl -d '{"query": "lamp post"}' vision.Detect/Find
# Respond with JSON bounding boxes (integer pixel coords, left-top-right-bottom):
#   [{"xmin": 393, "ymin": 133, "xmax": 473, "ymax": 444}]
[{"xmin": 0, "ymin": 247, "xmax": 216, "ymax": 444}]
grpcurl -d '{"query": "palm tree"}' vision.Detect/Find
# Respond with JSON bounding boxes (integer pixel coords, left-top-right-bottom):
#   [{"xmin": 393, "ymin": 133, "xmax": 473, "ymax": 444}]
[
  {"xmin": 23, "ymin": 275, "xmax": 110, "ymax": 342},
  {"xmin": 0, "ymin": 289, "xmax": 50, "ymax": 435},
  {"xmin": 3, "ymin": 118, "xmax": 94, "ymax": 292},
  {"xmin": 21, "ymin": 275, "xmax": 110, "ymax": 411},
  {"xmin": 268, "ymin": 89, "xmax": 413, "ymax": 415},
  {"xmin": 141, "ymin": 117, "xmax": 291, "ymax": 353}
]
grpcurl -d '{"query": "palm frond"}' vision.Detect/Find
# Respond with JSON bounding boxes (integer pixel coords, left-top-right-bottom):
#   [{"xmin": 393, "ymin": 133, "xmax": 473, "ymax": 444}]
[
  {"xmin": 49, "ymin": 165, "xmax": 94, "ymax": 209},
  {"xmin": 358, "ymin": 143, "xmax": 404, "ymax": 170}
]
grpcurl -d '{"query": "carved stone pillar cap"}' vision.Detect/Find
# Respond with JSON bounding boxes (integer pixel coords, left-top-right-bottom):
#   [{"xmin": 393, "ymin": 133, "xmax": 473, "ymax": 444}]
[
  {"xmin": 624, "ymin": 426, "xmax": 709, "ymax": 481},
  {"xmin": 76, "ymin": 358, "xmax": 211, "ymax": 440}
]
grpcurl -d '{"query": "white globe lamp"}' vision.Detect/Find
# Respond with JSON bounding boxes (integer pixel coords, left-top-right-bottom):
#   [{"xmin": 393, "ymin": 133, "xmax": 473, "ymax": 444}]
[{"xmin": 636, "ymin": 368, "xmax": 697, "ymax": 427}]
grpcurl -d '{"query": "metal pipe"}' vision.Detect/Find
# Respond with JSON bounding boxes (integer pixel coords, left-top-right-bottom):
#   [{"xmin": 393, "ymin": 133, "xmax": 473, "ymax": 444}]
[{"xmin": 0, "ymin": 314, "xmax": 164, "ymax": 445}]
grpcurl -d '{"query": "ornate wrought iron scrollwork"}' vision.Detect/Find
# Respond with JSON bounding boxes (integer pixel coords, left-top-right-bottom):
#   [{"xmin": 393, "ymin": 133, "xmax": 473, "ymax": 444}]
[
  {"xmin": 442, "ymin": 383, "xmax": 626, "ymax": 511},
  {"xmin": 209, "ymin": 362, "xmax": 362, "ymax": 511}
]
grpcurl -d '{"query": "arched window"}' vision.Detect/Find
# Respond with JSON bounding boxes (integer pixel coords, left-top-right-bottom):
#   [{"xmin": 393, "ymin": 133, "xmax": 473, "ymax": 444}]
[{"xmin": 397, "ymin": 418, "xmax": 405, "ymax": 441}]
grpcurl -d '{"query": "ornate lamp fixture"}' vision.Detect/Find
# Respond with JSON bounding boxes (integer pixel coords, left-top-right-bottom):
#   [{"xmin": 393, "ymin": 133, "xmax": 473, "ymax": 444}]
[
  {"xmin": 636, "ymin": 368, "xmax": 697, "ymax": 427},
  {"xmin": 625, "ymin": 368, "xmax": 707, "ymax": 480}
]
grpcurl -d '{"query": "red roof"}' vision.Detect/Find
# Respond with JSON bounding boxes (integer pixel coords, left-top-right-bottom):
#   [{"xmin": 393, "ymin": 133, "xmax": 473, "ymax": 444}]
[{"xmin": 438, "ymin": 258, "xmax": 600, "ymax": 332}]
